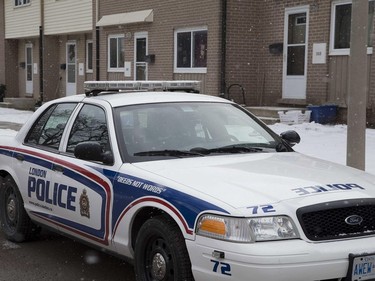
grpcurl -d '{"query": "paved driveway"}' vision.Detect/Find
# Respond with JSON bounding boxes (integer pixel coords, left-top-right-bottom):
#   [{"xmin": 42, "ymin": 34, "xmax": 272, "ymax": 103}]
[{"xmin": 0, "ymin": 230, "xmax": 136, "ymax": 281}]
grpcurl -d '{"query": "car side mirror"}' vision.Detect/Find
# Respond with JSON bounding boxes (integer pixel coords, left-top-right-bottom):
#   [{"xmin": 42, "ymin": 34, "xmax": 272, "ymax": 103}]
[
  {"xmin": 280, "ymin": 130, "xmax": 301, "ymax": 147},
  {"xmin": 74, "ymin": 141, "xmax": 114, "ymax": 165}
]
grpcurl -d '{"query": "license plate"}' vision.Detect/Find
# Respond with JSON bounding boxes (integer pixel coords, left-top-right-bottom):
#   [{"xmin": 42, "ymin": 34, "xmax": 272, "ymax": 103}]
[{"xmin": 347, "ymin": 253, "xmax": 375, "ymax": 281}]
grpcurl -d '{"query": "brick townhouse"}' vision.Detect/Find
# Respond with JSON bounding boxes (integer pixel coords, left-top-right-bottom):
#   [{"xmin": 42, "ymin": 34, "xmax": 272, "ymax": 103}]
[
  {"xmin": 0, "ymin": 0, "xmax": 4, "ymax": 93},
  {"xmin": 0, "ymin": 0, "xmax": 374, "ymax": 124}
]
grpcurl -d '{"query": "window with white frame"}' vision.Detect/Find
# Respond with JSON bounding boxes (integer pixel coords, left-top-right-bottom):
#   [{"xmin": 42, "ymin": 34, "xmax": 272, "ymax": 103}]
[
  {"xmin": 86, "ymin": 40, "xmax": 93, "ymax": 73},
  {"xmin": 330, "ymin": 0, "xmax": 374, "ymax": 55},
  {"xmin": 108, "ymin": 34, "xmax": 125, "ymax": 72},
  {"xmin": 15, "ymin": 0, "xmax": 30, "ymax": 6},
  {"xmin": 174, "ymin": 27, "xmax": 207, "ymax": 73}
]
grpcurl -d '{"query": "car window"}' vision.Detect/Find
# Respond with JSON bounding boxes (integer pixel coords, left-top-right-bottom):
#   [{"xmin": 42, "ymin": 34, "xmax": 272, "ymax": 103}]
[
  {"xmin": 115, "ymin": 102, "xmax": 278, "ymax": 161},
  {"xmin": 66, "ymin": 104, "xmax": 110, "ymax": 154},
  {"xmin": 25, "ymin": 103, "xmax": 77, "ymax": 150}
]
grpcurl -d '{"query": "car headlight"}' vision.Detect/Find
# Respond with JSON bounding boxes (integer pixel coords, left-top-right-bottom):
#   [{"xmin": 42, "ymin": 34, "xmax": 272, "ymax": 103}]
[{"xmin": 196, "ymin": 214, "xmax": 299, "ymax": 243}]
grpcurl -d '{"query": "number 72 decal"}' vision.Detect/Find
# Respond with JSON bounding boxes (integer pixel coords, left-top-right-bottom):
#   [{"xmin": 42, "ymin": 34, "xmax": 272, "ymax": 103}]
[
  {"xmin": 211, "ymin": 260, "xmax": 232, "ymax": 276},
  {"xmin": 246, "ymin": 204, "xmax": 275, "ymax": 214}
]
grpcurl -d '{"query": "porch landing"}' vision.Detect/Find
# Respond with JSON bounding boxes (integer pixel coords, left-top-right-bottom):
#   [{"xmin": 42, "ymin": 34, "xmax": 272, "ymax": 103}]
[
  {"xmin": 245, "ymin": 106, "xmax": 308, "ymax": 125},
  {"xmin": 0, "ymin": 98, "xmax": 35, "ymax": 111}
]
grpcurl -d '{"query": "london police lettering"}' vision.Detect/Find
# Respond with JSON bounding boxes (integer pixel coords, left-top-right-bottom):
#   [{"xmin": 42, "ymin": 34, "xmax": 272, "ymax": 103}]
[
  {"xmin": 28, "ymin": 168, "xmax": 77, "ymax": 211},
  {"xmin": 292, "ymin": 183, "xmax": 365, "ymax": 196}
]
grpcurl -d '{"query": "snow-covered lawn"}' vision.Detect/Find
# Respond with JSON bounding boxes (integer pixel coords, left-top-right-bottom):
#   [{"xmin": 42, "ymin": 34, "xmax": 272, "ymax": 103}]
[{"xmin": 270, "ymin": 122, "xmax": 375, "ymax": 175}]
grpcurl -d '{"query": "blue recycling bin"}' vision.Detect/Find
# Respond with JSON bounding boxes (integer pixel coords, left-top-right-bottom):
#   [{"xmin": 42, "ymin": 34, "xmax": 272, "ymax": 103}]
[{"xmin": 307, "ymin": 105, "xmax": 338, "ymax": 124}]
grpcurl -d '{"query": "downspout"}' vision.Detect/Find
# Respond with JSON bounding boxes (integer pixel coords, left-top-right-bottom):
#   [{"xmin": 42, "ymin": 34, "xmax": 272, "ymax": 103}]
[
  {"xmin": 95, "ymin": 0, "xmax": 100, "ymax": 81},
  {"xmin": 220, "ymin": 0, "xmax": 227, "ymax": 98},
  {"xmin": 96, "ymin": 27, "xmax": 100, "ymax": 81},
  {"xmin": 38, "ymin": 0, "xmax": 44, "ymax": 105}
]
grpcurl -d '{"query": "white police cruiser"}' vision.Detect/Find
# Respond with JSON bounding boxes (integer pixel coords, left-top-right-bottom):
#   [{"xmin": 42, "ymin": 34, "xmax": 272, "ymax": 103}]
[{"xmin": 1, "ymin": 81, "xmax": 375, "ymax": 281}]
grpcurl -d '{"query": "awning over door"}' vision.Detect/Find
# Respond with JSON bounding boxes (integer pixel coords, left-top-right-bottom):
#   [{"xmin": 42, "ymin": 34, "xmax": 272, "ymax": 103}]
[{"xmin": 96, "ymin": 9, "xmax": 153, "ymax": 27}]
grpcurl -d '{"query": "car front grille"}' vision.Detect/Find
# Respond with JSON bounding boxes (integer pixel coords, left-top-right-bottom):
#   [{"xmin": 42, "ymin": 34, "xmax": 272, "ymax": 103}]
[{"xmin": 297, "ymin": 198, "xmax": 375, "ymax": 241}]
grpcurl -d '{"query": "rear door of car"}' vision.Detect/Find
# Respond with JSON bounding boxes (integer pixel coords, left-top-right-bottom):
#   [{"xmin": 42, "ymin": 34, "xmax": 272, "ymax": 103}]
[{"xmin": 17, "ymin": 102, "xmax": 78, "ymax": 229}]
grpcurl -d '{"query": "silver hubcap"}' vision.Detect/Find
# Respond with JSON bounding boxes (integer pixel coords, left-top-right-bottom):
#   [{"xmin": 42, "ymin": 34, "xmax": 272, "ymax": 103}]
[
  {"xmin": 7, "ymin": 198, "xmax": 16, "ymax": 222},
  {"xmin": 151, "ymin": 253, "xmax": 167, "ymax": 280}
]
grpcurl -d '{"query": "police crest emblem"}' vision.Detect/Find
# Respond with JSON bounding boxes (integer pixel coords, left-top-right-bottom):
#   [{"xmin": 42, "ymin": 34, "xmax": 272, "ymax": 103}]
[{"xmin": 80, "ymin": 189, "xmax": 90, "ymax": 218}]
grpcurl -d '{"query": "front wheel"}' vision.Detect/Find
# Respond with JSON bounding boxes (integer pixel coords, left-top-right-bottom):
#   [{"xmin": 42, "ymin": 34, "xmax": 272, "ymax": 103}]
[
  {"xmin": 0, "ymin": 175, "xmax": 39, "ymax": 242},
  {"xmin": 134, "ymin": 216, "xmax": 194, "ymax": 281}
]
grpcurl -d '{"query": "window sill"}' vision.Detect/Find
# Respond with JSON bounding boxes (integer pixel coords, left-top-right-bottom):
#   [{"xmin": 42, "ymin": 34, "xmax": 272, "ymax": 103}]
[
  {"xmin": 107, "ymin": 68, "xmax": 125, "ymax": 73},
  {"xmin": 329, "ymin": 47, "xmax": 373, "ymax": 56},
  {"xmin": 14, "ymin": 4, "xmax": 31, "ymax": 9},
  {"xmin": 173, "ymin": 68, "xmax": 207, "ymax": 74}
]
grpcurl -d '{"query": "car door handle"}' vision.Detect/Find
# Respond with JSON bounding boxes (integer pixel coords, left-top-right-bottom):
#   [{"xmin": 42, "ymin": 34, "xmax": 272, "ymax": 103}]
[
  {"xmin": 52, "ymin": 164, "xmax": 64, "ymax": 173},
  {"xmin": 15, "ymin": 154, "xmax": 24, "ymax": 161}
]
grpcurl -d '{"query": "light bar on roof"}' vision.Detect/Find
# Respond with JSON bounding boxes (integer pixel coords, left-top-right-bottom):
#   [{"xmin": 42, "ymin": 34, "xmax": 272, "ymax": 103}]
[{"xmin": 84, "ymin": 80, "xmax": 200, "ymax": 95}]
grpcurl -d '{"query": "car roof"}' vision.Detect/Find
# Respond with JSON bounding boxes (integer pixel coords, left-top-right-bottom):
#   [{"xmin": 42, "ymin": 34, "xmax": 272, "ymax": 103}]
[{"xmin": 84, "ymin": 91, "xmax": 233, "ymax": 107}]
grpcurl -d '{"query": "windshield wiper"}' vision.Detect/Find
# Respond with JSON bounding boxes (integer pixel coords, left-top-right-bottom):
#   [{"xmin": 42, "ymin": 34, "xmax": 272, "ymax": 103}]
[
  {"xmin": 190, "ymin": 144, "xmax": 263, "ymax": 155},
  {"xmin": 134, "ymin": 149, "xmax": 204, "ymax": 158}
]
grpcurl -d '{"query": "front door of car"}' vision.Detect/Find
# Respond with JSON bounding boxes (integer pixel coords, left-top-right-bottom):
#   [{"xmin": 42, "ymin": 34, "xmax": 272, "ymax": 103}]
[{"xmin": 51, "ymin": 103, "xmax": 118, "ymax": 246}]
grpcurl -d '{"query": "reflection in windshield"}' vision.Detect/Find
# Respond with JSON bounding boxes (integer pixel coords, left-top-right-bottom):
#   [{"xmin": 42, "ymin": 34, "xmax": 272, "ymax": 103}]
[{"xmin": 115, "ymin": 102, "xmax": 278, "ymax": 160}]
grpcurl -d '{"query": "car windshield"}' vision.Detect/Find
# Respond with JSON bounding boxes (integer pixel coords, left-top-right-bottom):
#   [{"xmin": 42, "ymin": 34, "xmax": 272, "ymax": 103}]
[{"xmin": 114, "ymin": 102, "xmax": 281, "ymax": 162}]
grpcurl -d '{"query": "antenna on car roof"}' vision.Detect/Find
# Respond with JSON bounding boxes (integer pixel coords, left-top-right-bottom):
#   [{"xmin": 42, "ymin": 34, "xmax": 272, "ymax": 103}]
[{"xmin": 84, "ymin": 80, "xmax": 201, "ymax": 96}]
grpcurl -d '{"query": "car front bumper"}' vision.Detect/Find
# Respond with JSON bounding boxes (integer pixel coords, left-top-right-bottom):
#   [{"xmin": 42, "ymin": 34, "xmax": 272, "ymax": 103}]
[{"xmin": 186, "ymin": 235, "xmax": 375, "ymax": 281}]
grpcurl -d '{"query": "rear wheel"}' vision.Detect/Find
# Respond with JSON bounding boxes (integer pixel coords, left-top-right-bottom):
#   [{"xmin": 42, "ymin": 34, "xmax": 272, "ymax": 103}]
[
  {"xmin": 134, "ymin": 216, "xmax": 194, "ymax": 281},
  {"xmin": 0, "ymin": 175, "xmax": 39, "ymax": 242}
]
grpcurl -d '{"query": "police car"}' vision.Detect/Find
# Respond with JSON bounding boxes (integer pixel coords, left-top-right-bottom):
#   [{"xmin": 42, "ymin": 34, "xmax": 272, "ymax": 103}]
[{"xmin": 1, "ymin": 80, "xmax": 375, "ymax": 281}]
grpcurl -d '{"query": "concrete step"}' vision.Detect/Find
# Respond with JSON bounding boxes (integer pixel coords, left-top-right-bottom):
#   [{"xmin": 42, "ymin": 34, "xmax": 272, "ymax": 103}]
[
  {"xmin": 0, "ymin": 102, "xmax": 12, "ymax": 108},
  {"xmin": 3, "ymin": 97, "xmax": 35, "ymax": 110}
]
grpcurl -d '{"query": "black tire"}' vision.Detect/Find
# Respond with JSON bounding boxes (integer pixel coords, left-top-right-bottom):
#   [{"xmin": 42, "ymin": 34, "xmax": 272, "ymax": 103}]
[
  {"xmin": 0, "ymin": 175, "xmax": 40, "ymax": 242},
  {"xmin": 134, "ymin": 216, "xmax": 194, "ymax": 281}
]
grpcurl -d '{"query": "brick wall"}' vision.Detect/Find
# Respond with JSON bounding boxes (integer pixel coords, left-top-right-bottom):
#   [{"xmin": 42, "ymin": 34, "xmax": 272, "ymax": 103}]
[
  {"xmin": 96, "ymin": 0, "xmax": 221, "ymax": 95},
  {"xmin": 225, "ymin": 0, "xmax": 348, "ymax": 107},
  {"xmin": 41, "ymin": 33, "xmax": 93, "ymax": 101},
  {"xmin": 0, "ymin": 0, "xmax": 5, "ymax": 85},
  {"xmin": 225, "ymin": 0, "xmax": 260, "ymax": 105},
  {"xmin": 4, "ymin": 40, "xmax": 19, "ymax": 98},
  {"xmin": 43, "ymin": 36, "xmax": 61, "ymax": 101}
]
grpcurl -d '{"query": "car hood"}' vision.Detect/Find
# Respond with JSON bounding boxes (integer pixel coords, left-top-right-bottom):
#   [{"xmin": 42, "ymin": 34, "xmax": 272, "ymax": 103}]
[{"xmin": 133, "ymin": 152, "xmax": 375, "ymax": 210}]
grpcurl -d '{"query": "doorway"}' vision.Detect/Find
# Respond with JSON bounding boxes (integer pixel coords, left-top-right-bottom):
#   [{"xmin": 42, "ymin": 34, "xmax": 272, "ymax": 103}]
[
  {"xmin": 66, "ymin": 42, "xmax": 77, "ymax": 96},
  {"xmin": 134, "ymin": 32, "xmax": 148, "ymax": 81},
  {"xmin": 282, "ymin": 6, "xmax": 309, "ymax": 99},
  {"xmin": 25, "ymin": 44, "xmax": 33, "ymax": 96}
]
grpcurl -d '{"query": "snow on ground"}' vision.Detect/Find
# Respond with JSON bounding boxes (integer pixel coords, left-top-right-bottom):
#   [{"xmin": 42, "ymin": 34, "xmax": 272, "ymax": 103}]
[
  {"xmin": 270, "ymin": 122, "xmax": 375, "ymax": 175},
  {"xmin": 0, "ymin": 108, "xmax": 374, "ymax": 175},
  {"xmin": 0, "ymin": 108, "xmax": 34, "ymax": 124},
  {"xmin": 0, "ymin": 129, "xmax": 18, "ymax": 137}
]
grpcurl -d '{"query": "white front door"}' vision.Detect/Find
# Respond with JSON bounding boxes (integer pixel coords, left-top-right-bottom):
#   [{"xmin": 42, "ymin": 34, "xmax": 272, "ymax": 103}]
[
  {"xmin": 25, "ymin": 44, "xmax": 33, "ymax": 96},
  {"xmin": 282, "ymin": 6, "xmax": 309, "ymax": 99},
  {"xmin": 134, "ymin": 32, "xmax": 148, "ymax": 81},
  {"xmin": 66, "ymin": 42, "xmax": 77, "ymax": 96}
]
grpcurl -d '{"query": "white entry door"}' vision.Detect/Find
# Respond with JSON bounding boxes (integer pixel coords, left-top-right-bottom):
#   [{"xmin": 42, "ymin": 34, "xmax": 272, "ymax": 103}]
[
  {"xmin": 134, "ymin": 32, "xmax": 148, "ymax": 81},
  {"xmin": 25, "ymin": 44, "xmax": 33, "ymax": 96},
  {"xmin": 282, "ymin": 6, "xmax": 309, "ymax": 99},
  {"xmin": 66, "ymin": 42, "xmax": 77, "ymax": 96}
]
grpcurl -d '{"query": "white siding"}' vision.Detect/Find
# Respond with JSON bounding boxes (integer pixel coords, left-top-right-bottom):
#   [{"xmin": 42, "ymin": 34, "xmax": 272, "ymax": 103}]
[
  {"xmin": 44, "ymin": 0, "xmax": 92, "ymax": 35},
  {"xmin": 5, "ymin": 0, "xmax": 41, "ymax": 39}
]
